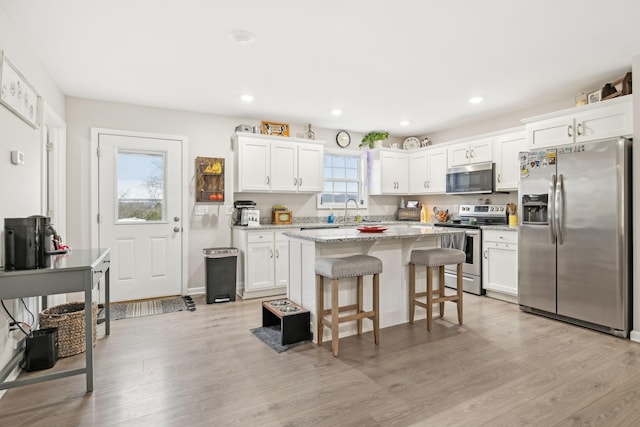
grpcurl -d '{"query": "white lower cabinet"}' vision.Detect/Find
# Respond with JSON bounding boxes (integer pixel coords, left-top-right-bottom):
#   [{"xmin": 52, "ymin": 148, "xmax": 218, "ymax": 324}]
[
  {"xmin": 233, "ymin": 229, "xmax": 292, "ymax": 299},
  {"xmin": 482, "ymin": 229, "xmax": 518, "ymax": 303}
]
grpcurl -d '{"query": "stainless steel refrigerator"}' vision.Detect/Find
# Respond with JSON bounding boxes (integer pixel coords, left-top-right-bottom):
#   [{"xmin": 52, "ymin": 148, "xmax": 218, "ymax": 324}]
[{"xmin": 518, "ymin": 137, "xmax": 631, "ymax": 337}]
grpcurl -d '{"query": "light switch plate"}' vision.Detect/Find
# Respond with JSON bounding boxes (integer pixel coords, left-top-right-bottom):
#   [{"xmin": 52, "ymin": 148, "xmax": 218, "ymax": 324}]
[
  {"xmin": 11, "ymin": 150, "xmax": 24, "ymax": 165},
  {"xmin": 195, "ymin": 205, "xmax": 209, "ymax": 216}
]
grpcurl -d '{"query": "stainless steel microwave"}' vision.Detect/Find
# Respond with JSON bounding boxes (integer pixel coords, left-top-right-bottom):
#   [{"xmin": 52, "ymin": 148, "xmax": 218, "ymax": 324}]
[{"xmin": 446, "ymin": 162, "xmax": 494, "ymax": 194}]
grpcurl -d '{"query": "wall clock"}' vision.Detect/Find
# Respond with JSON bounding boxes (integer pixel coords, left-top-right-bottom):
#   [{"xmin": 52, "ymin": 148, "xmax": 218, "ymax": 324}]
[{"xmin": 336, "ymin": 130, "xmax": 351, "ymax": 148}]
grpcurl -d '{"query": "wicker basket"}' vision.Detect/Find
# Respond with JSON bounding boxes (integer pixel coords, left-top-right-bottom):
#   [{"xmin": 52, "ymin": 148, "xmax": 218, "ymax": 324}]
[{"xmin": 39, "ymin": 302, "xmax": 97, "ymax": 358}]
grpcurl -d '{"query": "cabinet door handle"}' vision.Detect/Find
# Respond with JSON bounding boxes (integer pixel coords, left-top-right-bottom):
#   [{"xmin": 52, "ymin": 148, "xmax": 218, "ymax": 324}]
[
  {"xmin": 470, "ymin": 149, "xmax": 475, "ymax": 158},
  {"xmin": 299, "ymin": 178, "xmax": 302, "ymax": 186},
  {"xmin": 497, "ymin": 174, "xmax": 501, "ymax": 183},
  {"xmin": 266, "ymin": 176, "xmax": 270, "ymax": 185},
  {"xmin": 427, "ymin": 180, "xmax": 430, "ymax": 188},
  {"xmin": 424, "ymin": 180, "xmax": 427, "ymax": 188},
  {"xmin": 294, "ymin": 177, "xmax": 297, "ymax": 186},
  {"xmin": 576, "ymin": 122, "xmax": 583, "ymax": 136},
  {"xmin": 465, "ymin": 150, "xmax": 469, "ymax": 159},
  {"xmin": 275, "ymin": 249, "xmax": 280, "ymax": 258},
  {"xmin": 483, "ymin": 249, "xmax": 488, "ymax": 259},
  {"xmin": 567, "ymin": 125, "xmax": 573, "ymax": 138},
  {"xmin": 270, "ymin": 249, "xmax": 274, "ymax": 258}
]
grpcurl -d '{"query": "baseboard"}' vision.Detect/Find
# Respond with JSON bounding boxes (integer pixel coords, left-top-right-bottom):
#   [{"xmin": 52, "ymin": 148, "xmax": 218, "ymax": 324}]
[
  {"xmin": 187, "ymin": 286, "xmax": 205, "ymax": 296},
  {"xmin": 630, "ymin": 330, "xmax": 640, "ymax": 343}
]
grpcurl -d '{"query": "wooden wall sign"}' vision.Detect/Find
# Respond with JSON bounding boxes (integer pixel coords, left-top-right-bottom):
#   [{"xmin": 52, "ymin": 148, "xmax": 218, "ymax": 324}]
[{"xmin": 196, "ymin": 156, "xmax": 225, "ymax": 202}]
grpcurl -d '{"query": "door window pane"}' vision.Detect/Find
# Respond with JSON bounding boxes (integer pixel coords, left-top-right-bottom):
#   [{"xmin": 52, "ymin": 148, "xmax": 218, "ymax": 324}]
[{"xmin": 117, "ymin": 151, "xmax": 165, "ymax": 221}]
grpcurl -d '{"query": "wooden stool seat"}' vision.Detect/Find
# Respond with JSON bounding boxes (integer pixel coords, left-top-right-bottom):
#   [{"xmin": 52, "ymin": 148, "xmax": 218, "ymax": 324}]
[
  {"xmin": 409, "ymin": 248, "xmax": 465, "ymax": 331},
  {"xmin": 315, "ymin": 255, "xmax": 382, "ymax": 356}
]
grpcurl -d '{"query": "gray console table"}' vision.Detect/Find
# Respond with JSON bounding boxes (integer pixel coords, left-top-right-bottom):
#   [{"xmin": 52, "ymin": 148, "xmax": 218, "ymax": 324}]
[{"xmin": 0, "ymin": 248, "xmax": 110, "ymax": 393}]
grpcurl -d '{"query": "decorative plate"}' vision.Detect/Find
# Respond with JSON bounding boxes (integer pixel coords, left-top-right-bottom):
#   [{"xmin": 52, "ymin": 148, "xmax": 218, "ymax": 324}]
[
  {"xmin": 403, "ymin": 137, "xmax": 421, "ymax": 150},
  {"xmin": 356, "ymin": 226, "xmax": 388, "ymax": 233},
  {"xmin": 336, "ymin": 130, "xmax": 351, "ymax": 148}
]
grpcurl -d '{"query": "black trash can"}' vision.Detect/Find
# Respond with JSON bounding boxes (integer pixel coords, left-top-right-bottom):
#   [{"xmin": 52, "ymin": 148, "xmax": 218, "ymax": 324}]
[{"xmin": 204, "ymin": 248, "xmax": 238, "ymax": 303}]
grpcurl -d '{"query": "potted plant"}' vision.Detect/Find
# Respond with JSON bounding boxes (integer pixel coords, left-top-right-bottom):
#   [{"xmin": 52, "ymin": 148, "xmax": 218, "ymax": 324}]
[{"xmin": 359, "ymin": 131, "xmax": 390, "ymax": 149}]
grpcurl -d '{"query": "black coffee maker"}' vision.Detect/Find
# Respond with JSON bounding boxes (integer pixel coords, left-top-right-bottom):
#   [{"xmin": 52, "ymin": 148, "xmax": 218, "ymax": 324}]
[{"xmin": 4, "ymin": 215, "xmax": 60, "ymax": 270}]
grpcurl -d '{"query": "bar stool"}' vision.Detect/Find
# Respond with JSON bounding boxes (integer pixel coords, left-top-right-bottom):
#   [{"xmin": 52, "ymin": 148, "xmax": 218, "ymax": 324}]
[
  {"xmin": 315, "ymin": 255, "xmax": 382, "ymax": 356},
  {"xmin": 409, "ymin": 248, "xmax": 465, "ymax": 331}
]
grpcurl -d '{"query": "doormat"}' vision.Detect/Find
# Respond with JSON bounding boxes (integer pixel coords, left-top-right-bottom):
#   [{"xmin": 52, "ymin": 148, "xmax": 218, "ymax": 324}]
[
  {"xmin": 250, "ymin": 325, "xmax": 310, "ymax": 353},
  {"xmin": 109, "ymin": 295, "xmax": 196, "ymax": 320}
]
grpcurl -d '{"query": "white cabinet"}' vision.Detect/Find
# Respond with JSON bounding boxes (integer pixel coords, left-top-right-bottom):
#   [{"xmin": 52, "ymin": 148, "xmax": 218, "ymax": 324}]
[
  {"xmin": 409, "ymin": 146, "xmax": 447, "ymax": 194},
  {"xmin": 447, "ymin": 137, "xmax": 493, "ymax": 167},
  {"xmin": 482, "ymin": 229, "xmax": 518, "ymax": 303},
  {"xmin": 493, "ymin": 131, "xmax": 526, "ymax": 191},
  {"xmin": 368, "ymin": 149, "xmax": 409, "ymax": 195},
  {"xmin": 233, "ymin": 229, "xmax": 292, "ymax": 299},
  {"xmin": 523, "ymin": 95, "xmax": 632, "ymax": 149},
  {"xmin": 234, "ymin": 132, "xmax": 324, "ymax": 193}
]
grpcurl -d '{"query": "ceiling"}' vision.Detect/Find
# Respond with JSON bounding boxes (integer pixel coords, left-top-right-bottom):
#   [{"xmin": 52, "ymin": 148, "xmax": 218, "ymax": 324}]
[{"xmin": 1, "ymin": 0, "xmax": 639, "ymax": 136}]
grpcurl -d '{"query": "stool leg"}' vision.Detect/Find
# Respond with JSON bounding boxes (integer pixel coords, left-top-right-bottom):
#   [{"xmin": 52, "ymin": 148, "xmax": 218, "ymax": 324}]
[
  {"xmin": 331, "ymin": 279, "xmax": 340, "ymax": 357},
  {"xmin": 426, "ymin": 266, "xmax": 433, "ymax": 332},
  {"xmin": 373, "ymin": 273, "xmax": 380, "ymax": 345},
  {"xmin": 438, "ymin": 265, "xmax": 445, "ymax": 318},
  {"xmin": 457, "ymin": 263, "xmax": 463, "ymax": 325},
  {"xmin": 357, "ymin": 275, "xmax": 363, "ymax": 336},
  {"xmin": 409, "ymin": 263, "xmax": 416, "ymax": 324},
  {"xmin": 316, "ymin": 274, "xmax": 324, "ymax": 346}
]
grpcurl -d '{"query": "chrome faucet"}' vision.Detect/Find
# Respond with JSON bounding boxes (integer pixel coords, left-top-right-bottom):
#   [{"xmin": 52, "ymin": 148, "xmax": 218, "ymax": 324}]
[{"xmin": 344, "ymin": 198, "xmax": 360, "ymax": 223}]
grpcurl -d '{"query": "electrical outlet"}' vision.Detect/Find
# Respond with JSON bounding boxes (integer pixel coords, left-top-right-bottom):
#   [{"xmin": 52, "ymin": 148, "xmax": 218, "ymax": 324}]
[{"xmin": 195, "ymin": 205, "xmax": 209, "ymax": 216}]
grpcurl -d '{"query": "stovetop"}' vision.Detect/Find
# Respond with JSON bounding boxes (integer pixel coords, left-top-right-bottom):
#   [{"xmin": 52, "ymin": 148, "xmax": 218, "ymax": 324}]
[{"xmin": 433, "ymin": 204, "xmax": 508, "ymax": 229}]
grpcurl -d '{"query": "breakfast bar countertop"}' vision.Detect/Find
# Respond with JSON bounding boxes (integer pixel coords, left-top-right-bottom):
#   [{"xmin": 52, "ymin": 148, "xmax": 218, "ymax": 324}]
[{"xmin": 282, "ymin": 224, "xmax": 462, "ymax": 244}]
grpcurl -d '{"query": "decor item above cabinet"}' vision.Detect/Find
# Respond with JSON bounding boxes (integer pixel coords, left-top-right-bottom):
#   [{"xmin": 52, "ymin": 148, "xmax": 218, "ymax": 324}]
[
  {"xmin": 522, "ymin": 95, "xmax": 632, "ymax": 149},
  {"xmin": 233, "ymin": 132, "xmax": 324, "ymax": 193}
]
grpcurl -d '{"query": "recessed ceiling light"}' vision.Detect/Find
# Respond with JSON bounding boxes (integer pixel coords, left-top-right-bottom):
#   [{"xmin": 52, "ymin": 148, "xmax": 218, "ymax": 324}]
[
  {"xmin": 469, "ymin": 96, "xmax": 484, "ymax": 104},
  {"xmin": 228, "ymin": 30, "xmax": 256, "ymax": 45},
  {"xmin": 240, "ymin": 94, "xmax": 254, "ymax": 103},
  {"xmin": 400, "ymin": 120, "xmax": 410, "ymax": 126},
  {"xmin": 331, "ymin": 109, "xmax": 343, "ymax": 116}
]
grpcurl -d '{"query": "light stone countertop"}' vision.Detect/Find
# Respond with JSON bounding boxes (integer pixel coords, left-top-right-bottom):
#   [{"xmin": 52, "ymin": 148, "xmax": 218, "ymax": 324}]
[
  {"xmin": 282, "ymin": 224, "xmax": 463, "ymax": 244},
  {"xmin": 231, "ymin": 220, "xmax": 424, "ymax": 231}
]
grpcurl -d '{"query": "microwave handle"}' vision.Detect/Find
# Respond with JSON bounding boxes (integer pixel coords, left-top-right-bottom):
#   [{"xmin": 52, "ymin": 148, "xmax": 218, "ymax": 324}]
[{"xmin": 6, "ymin": 229, "xmax": 15, "ymax": 267}]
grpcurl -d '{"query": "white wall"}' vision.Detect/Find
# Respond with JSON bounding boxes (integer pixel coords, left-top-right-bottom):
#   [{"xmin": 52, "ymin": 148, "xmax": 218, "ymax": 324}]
[
  {"xmin": 0, "ymin": 7, "xmax": 65, "ymax": 387},
  {"xmin": 65, "ymin": 98, "xmax": 404, "ymax": 294}
]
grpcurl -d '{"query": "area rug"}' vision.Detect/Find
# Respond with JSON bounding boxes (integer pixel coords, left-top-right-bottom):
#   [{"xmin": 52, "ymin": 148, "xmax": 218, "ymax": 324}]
[
  {"xmin": 250, "ymin": 325, "xmax": 310, "ymax": 353},
  {"xmin": 109, "ymin": 295, "xmax": 196, "ymax": 320}
]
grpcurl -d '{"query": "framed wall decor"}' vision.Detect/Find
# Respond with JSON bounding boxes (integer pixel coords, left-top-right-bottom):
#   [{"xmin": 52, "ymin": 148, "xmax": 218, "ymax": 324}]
[
  {"xmin": 587, "ymin": 90, "xmax": 601, "ymax": 104},
  {"xmin": 0, "ymin": 50, "xmax": 42, "ymax": 129},
  {"xmin": 261, "ymin": 121, "xmax": 289, "ymax": 137}
]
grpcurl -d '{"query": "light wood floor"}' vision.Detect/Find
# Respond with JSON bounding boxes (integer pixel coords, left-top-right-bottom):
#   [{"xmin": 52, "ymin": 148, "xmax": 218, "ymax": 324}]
[{"xmin": 1, "ymin": 293, "xmax": 640, "ymax": 426}]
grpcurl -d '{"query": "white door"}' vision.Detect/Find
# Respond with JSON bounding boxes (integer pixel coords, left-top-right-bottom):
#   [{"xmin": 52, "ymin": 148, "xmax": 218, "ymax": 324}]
[
  {"xmin": 271, "ymin": 142, "xmax": 297, "ymax": 192},
  {"xmin": 98, "ymin": 133, "xmax": 183, "ymax": 302}
]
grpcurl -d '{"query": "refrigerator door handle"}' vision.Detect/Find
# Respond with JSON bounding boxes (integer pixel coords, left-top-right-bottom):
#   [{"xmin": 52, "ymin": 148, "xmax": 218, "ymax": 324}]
[
  {"xmin": 548, "ymin": 174, "xmax": 556, "ymax": 244},
  {"xmin": 556, "ymin": 174, "xmax": 564, "ymax": 245}
]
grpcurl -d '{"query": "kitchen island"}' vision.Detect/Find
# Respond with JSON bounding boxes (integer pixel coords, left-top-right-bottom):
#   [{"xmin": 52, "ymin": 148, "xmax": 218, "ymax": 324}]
[{"xmin": 283, "ymin": 225, "xmax": 464, "ymax": 343}]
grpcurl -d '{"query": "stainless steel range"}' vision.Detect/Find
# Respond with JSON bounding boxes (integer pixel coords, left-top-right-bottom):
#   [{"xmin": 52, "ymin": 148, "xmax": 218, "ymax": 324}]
[{"xmin": 433, "ymin": 204, "xmax": 508, "ymax": 295}]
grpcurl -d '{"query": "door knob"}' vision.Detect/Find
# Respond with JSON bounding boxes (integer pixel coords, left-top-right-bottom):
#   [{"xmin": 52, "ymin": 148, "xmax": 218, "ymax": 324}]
[{"xmin": 174, "ymin": 227, "xmax": 181, "ymax": 232}]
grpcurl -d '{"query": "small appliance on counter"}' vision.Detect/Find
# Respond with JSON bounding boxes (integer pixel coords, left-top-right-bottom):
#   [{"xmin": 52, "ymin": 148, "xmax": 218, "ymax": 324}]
[
  {"xmin": 4, "ymin": 215, "xmax": 65, "ymax": 270},
  {"xmin": 397, "ymin": 208, "xmax": 420, "ymax": 221},
  {"xmin": 233, "ymin": 200, "xmax": 257, "ymax": 226}
]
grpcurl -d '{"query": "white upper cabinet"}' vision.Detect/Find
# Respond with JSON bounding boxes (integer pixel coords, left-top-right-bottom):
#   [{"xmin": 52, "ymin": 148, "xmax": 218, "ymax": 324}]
[
  {"xmin": 447, "ymin": 137, "xmax": 493, "ymax": 167},
  {"xmin": 523, "ymin": 95, "xmax": 632, "ymax": 149},
  {"xmin": 368, "ymin": 149, "xmax": 409, "ymax": 195},
  {"xmin": 234, "ymin": 132, "xmax": 324, "ymax": 193},
  {"xmin": 493, "ymin": 130, "xmax": 526, "ymax": 191},
  {"xmin": 409, "ymin": 146, "xmax": 447, "ymax": 194}
]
